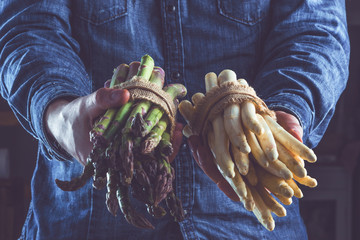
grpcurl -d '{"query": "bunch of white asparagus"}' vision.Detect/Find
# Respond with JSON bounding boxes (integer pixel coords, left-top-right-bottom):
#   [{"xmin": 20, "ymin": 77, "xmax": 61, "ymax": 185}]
[{"xmin": 178, "ymin": 70, "xmax": 317, "ymax": 231}]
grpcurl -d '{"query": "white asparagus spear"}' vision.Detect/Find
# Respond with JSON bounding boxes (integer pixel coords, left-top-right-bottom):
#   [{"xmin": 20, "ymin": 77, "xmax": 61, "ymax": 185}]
[
  {"xmin": 293, "ymin": 175, "xmax": 318, "ymax": 188},
  {"xmin": 256, "ymin": 114, "xmax": 278, "ymax": 161},
  {"xmin": 246, "ymin": 128, "xmax": 292, "ymax": 179},
  {"xmin": 205, "ymin": 72, "xmax": 235, "ymax": 178},
  {"xmin": 217, "ymin": 70, "xmax": 249, "ymax": 154},
  {"xmin": 256, "ymin": 166, "xmax": 294, "ymax": 198},
  {"xmin": 285, "ymin": 179, "xmax": 303, "ymax": 198},
  {"xmin": 245, "ymin": 129, "xmax": 269, "ymax": 167},
  {"xmin": 231, "ymin": 144, "xmax": 249, "ymax": 175},
  {"xmin": 224, "ymin": 104, "xmax": 251, "ymax": 153},
  {"xmin": 276, "ymin": 141, "xmax": 307, "ymax": 178},
  {"xmin": 241, "ymin": 101, "xmax": 264, "ymax": 136},
  {"xmin": 238, "ymin": 78, "xmax": 249, "ymax": 86},
  {"xmin": 273, "ymin": 193, "xmax": 293, "ymax": 206},
  {"xmin": 256, "ymin": 185, "xmax": 287, "ymax": 217},
  {"xmin": 262, "ymin": 114, "xmax": 317, "ymax": 163},
  {"xmin": 205, "ymin": 72, "xmax": 218, "ymax": 91},
  {"xmin": 208, "ymin": 129, "xmax": 253, "ymax": 210},
  {"xmin": 248, "ymin": 185, "xmax": 275, "ymax": 231},
  {"xmin": 245, "ymin": 160, "xmax": 258, "ymax": 186}
]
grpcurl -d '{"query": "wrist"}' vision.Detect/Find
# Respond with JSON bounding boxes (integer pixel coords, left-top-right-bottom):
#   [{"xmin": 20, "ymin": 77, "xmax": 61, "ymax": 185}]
[
  {"xmin": 43, "ymin": 98, "xmax": 74, "ymax": 161},
  {"xmin": 45, "ymin": 98, "xmax": 71, "ymax": 138}
]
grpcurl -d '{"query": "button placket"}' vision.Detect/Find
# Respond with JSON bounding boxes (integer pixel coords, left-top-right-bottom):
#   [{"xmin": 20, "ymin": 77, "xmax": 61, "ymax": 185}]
[
  {"xmin": 161, "ymin": 0, "xmax": 193, "ymax": 235},
  {"xmin": 162, "ymin": 0, "xmax": 185, "ymax": 86}
]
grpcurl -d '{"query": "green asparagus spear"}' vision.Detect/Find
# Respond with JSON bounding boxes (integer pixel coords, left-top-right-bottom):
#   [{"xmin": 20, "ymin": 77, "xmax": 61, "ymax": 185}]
[
  {"xmin": 153, "ymin": 154, "xmax": 174, "ymax": 206},
  {"xmin": 106, "ymin": 168, "xmax": 120, "ymax": 216},
  {"xmin": 110, "ymin": 63, "xmax": 129, "ymax": 88},
  {"xmin": 125, "ymin": 61, "xmax": 141, "ymax": 81},
  {"xmin": 131, "ymin": 156, "xmax": 155, "ymax": 206},
  {"xmin": 120, "ymin": 61, "xmax": 164, "ymax": 184},
  {"xmin": 90, "ymin": 63, "xmax": 129, "ymax": 145},
  {"xmin": 117, "ymin": 183, "xmax": 155, "ymax": 229},
  {"xmin": 101, "ymin": 101, "xmax": 133, "ymax": 142},
  {"xmin": 92, "ymin": 152, "xmax": 108, "ymax": 190},
  {"xmin": 55, "ymin": 160, "xmax": 95, "ymax": 191},
  {"xmin": 165, "ymin": 190, "xmax": 185, "ymax": 222},
  {"xmin": 136, "ymin": 55, "xmax": 155, "ymax": 80},
  {"xmin": 141, "ymin": 116, "xmax": 169, "ymax": 154},
  {"xmin": 146, "ymin": 204, "xmax": 167, "ymax": 219},
  {"xmin": 140, "ymin": 83, "xmax": 187, "ymax": 137},
  {"xmin": 158, "ymin": 131, "xmax": 173, "ymax": 157}
]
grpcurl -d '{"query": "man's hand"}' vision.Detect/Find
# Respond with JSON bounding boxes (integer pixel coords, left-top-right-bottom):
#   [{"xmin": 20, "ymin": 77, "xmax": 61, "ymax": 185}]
[
  {"xmin": 45, "ymin": 88, "xmax": 130, "ymax": 165},
  {"xmin": 188, "ymin": 110, "xmax": 303, "ymax": 201},
  {"xmin": 168, "ymin": 122, "xmax": 184, "ymax": 163}
]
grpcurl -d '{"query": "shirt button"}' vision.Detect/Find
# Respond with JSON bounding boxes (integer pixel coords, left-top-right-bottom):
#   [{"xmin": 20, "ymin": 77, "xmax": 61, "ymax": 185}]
[
  {"xmin": 171, "ymin": 71, "xmax": 181, "ymax": 80},
  {"xmin": 167, "ymin": 5, "xmax": 176, "ymax": 12}
]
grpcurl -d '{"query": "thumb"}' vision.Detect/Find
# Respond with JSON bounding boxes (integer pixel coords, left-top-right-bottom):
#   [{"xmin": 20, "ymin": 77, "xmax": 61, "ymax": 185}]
[
  {"xmin": 86, "ymin": 88, "xmax": 130, "ymax": 117},
  {"xmin": 275, "ymin": 111, "xmax": 303, "ymax": 142}
]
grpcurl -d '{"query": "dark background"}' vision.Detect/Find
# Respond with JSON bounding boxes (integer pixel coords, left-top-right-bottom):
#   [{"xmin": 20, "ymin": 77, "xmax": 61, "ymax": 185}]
[{"xmin": 0, "ymin": 2, "xmax": 359, "ymax": 239}]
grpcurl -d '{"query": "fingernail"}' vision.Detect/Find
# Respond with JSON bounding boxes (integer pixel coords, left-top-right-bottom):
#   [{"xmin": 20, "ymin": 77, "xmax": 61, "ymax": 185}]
[{"xmin": 104, "ymin": 80, "xmax": 111, "ymax": 88}]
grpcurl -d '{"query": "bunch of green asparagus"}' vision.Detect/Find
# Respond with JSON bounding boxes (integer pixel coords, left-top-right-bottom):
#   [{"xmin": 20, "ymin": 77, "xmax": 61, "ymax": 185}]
[{"xmin": 55, "ymin": 55, "xmax": 186, "ymax": 229}]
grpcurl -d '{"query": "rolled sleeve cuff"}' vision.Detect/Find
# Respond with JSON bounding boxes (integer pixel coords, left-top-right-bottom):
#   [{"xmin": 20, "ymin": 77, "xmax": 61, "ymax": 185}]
[
  {"xmin": 30, "ymin": 81, "xmax": 89, "ymax": 161},
  {"xmin": 264, "ymin": 93, "xmax": 314, "ymax": 145}
]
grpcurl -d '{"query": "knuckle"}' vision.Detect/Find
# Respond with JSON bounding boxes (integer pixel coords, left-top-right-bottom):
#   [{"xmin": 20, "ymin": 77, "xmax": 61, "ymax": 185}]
[{"xmin": 94, "ymin": 88, "xmax": 109, "ymax": 106}]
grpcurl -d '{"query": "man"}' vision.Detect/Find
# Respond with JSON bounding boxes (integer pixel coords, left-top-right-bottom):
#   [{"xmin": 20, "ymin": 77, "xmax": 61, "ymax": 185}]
[{"xmin": 0, "ymin": 0, "xmax": 349, "ymax": 239}]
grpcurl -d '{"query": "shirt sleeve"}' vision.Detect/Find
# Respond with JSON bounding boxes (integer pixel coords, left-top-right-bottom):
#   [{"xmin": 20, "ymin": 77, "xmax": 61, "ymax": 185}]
[
  {"xmin": 0, "ymin": 0, "xmax": 92, "ymax": 161},
  {"xmin": 253, "ymin": 0, "xmax": 350, "ymax": 148}
]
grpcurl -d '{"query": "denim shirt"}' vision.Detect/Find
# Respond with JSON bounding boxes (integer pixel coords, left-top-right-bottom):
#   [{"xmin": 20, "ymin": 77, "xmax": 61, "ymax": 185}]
[{"xmin": 0, "ymin": 0, "xmax": 349, "ymax": 239}]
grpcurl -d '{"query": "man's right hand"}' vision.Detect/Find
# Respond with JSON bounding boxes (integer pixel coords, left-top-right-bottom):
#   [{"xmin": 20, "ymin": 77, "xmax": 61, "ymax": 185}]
[
  {"xmin": 187, "ymin": 110, "xmax": 304, "ymax": 202},
  {"xmin": 45, "ymin": 88, "xmax": 130, "ymax": 165}
]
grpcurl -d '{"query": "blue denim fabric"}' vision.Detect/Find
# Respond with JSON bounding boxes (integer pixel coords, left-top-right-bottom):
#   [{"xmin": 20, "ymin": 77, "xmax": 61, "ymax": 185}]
[{"xmin": 0, "ymin": 0, "xmax": 349, "ymax": 239}]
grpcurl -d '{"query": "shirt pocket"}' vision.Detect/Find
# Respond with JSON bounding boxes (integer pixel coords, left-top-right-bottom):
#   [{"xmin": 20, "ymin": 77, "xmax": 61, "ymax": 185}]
[
  {"xmin": 217, "ymin": 0, "xmax": 270, "ymax": 25},
  {"xmin": 74, "ymin": 0, "xmax": 127, "ymax": 26}
]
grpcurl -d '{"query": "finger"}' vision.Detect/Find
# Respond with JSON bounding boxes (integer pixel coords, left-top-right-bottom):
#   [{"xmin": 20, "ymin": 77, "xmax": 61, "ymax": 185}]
[
  {"xmin": 111, "ymin": 63, "xmax": 129, "ymax": 86},
  {"xmin": 150, "ymin": 66, "xmax": 165, "ymax": 87},
  {"xmin": 196, "ymin": 143, "xmax": 225, "ymax": 184},
  {"xmin": 191, "ymin": 92, "xmax": 205, "ymax": 106},
  {"xmin": 275, "ymin": 111, "xmax": 303, "ymax": 142},
  {"xmin": 86, "ymin": 88, "xmax": 130, "ymax": 118},
  {"xmin": 223, "ymin": 168, "xmax": 254, "ymax": 209},
  {"xmin": 188, "ymin": 135, "xmax": 200, "ymax": 155},
  {"xmin": 217, "ymin": 180, "xmax": 241, "ymax": 202},
  {"xmin": 188, "ymin": 135, "xmax": 223, "ymax": 184},
  {"xmin": 125, "ymin": 61, "xmax": 141, "ymax": 81},
  {"xmin": 178, "ymin": 100, "xmax": 194, "ymax": 124},
  {"xmin": 188, "ymin": 135, "xmax": 239, "ymax": 202},
  {"xmin": 168, "ymin": 123, "xmax": 184, "ymax": 163}
]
